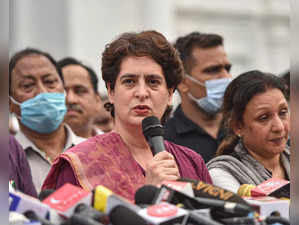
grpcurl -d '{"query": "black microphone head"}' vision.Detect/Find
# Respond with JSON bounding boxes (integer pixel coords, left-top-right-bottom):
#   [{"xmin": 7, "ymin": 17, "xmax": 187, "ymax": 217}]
[
  {"xmin": 38, "ymin": 189, "xmax": 55, "ymax": 201},
  {"xmin": 135, "ymin": 185, "xmax": 158, "ymax": 205},
  {"xmin": 142, "ymin": 116, "xmax": 164, "ymax": 140},
  {"xmin": 23, "ymin": 210, "xmax": 38, "ymax": 221},
  {"xmin": 24, "ymin": 210, "xmax": 55, "ymax": 225},
  {"xmin": 74, "ymin": 203, "xmax": 106, "ymax": 222},
  {"xmin": 70, "ymin": 214, "xmax": 104, "ymax": 225},
  {"xmin": 178, "ymin": 178, "xmax": 250, "ymax": 206},
  {"xmin": 109, "ymin": 205, "xmax": 148, "ymax": 225}
]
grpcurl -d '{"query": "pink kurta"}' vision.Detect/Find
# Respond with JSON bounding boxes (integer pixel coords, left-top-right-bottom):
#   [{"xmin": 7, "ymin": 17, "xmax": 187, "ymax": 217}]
[{"xmin": 42, "ymin": 132, "xmax": 212, "ymax": 201}]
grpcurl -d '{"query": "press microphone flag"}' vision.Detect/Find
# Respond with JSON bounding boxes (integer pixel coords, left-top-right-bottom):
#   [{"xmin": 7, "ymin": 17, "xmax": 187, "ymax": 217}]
[
  {"xmin": 138, "ymin": 202, "xmax": 188, "ymax": 225},
  {"xmin": 250, "ymin": 177, "xmax": 290, "ymax": 198},
  {"xmin": 42, "ymin": 183, "xmax": 92, "ymax": 218},
  {"xmin": 161, "ymin": 180, "xmax": 194, "ymax": 197}
]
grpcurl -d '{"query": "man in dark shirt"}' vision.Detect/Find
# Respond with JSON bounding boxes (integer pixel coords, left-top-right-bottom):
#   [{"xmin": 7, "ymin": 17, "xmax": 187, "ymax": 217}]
[
  {"xmin": 164, "ymin": 32, "xmax": 232, "ymax": 162},
  {"xmin": 9, "ymin": 135, "xmax": 37, "ymax": 197}
]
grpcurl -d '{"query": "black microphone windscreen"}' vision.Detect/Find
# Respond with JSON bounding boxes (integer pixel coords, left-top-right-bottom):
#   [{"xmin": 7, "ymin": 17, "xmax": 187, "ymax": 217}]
[
  {"xmin": 24, "ymin": 210, "xmax": 55, "ymax": 225},
  {"xmin": 74, "ymin": 203, "xmax": 106, "ymax": 222},
  {"xmin": 178, "ymin": 178, "xmax": 250, "ymax": 205},
  {"xmin": 142, "ymin": 116, "xmax": 164, "ymax": 139},
  {"xmin": 70, "ymin": 214, "xmax": 104, "ymax": 225},
  {"xmin": 38, "ymin": 189, "xmax": 55, "ymax": 201},
  {"xmin": 108, "ymin": 205, "xmax": 148, "ymax": 225},
  {"xmin": 134, "ymin": 185, "xmax": 158, "ymax": 205}
]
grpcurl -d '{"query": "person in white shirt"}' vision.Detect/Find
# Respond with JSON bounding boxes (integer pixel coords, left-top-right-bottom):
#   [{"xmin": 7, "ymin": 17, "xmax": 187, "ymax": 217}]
[{"xmin": 9, "ymin": 48, "xmax": 85, "ymax": 193}]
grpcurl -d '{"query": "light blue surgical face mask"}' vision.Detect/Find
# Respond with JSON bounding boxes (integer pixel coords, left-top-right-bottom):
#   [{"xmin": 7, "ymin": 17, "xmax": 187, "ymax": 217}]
[
  {"xmin": 185, "ymin": 74, "xmax": 232, "ymax": 114},
  {"xmin": 10, "ymin": 92, "xmax": 67, "ymax": 134}
]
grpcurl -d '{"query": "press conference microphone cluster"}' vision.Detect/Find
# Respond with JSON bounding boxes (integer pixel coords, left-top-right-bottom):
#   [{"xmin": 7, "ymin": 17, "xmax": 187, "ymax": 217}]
[
  {"xmin": 135, "ymin": 183, "xmax": 252, "ymax": 215},
  {"xmin": 10, "ymin": 181, "xmax": 291, "ymax": 225},
  {"xmin": 94, "ymin": 181, "xmax": 222, "ymax": 225},
  {"xmin": 135, "ymin": 180, "xmax": 292, "ymax": 225},
  {"xmin": 135, "ymin": 181, "xmax": 246, "ymax": 225}
]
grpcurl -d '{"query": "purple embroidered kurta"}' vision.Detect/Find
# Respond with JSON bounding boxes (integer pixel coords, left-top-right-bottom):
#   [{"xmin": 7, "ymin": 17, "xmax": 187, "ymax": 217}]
[
  {"xmin": 9, "ymin": 135, "xmax": 37, "ymax": 197},
  {"xmin": 42, "ymin": 132, "xmax": 212, "ymax": 201}
]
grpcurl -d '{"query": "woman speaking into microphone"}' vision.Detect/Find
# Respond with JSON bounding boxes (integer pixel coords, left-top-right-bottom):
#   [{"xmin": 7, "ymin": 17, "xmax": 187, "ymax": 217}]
[{"xmin": 42, "ymin": 30, "xmax": 211, "ymax": 201}]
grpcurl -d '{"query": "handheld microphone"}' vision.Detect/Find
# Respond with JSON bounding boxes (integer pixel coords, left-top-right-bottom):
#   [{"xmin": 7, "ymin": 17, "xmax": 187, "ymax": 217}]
[{"xmin": 142, "ymin": 116, "xmax": 165, "ymax": 155}]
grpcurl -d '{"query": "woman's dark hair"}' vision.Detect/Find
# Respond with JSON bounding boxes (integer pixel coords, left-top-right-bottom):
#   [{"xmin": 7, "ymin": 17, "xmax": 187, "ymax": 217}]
[
  {"xmin": 174, "ymin": 32, "xmax": 223, "ymax": 74},
  {"xmin": 281, "ymin": 70, "xmax": 290, "ymax": 100},
  {"xmin": 216, "ymin": 70, "xmax": 288, "ymax": 156},
  {"xmin": 101, "ymin": 30, "xmax": 184, "ymax": 124}
]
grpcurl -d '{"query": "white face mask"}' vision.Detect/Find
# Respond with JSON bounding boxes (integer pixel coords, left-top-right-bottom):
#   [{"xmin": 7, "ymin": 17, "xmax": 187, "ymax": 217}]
[{"xmin": 185, "ymin": 74, "xmax": 232, "ymax": 114}]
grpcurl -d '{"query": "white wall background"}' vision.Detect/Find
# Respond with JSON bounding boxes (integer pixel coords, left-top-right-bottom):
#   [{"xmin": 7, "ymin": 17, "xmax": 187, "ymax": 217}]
[{"xmin": 10, "ymin": 0, "xmax": 289, "ymax": 102}]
